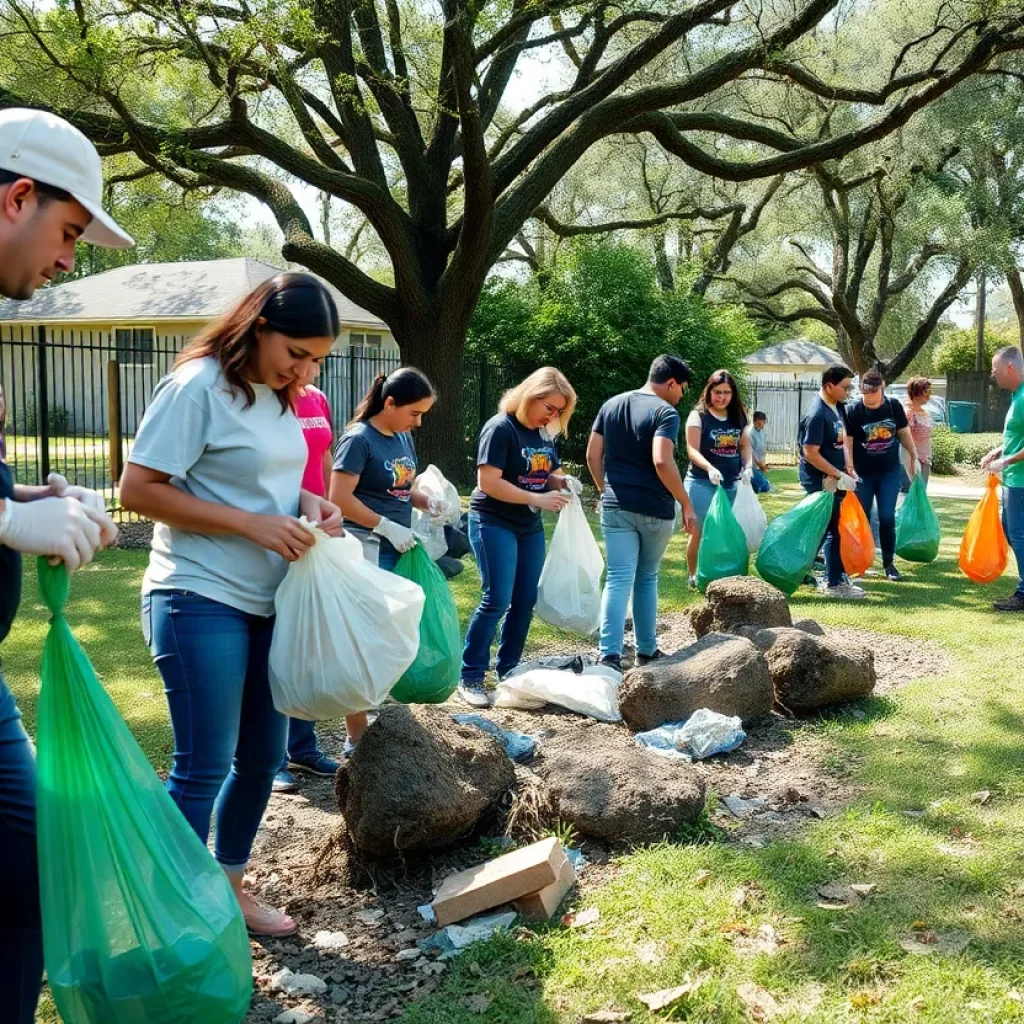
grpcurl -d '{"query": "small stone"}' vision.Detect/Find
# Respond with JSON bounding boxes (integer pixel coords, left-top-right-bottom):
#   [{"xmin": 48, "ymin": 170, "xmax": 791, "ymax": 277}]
[
  {"xmin": 562, "ymin": 907, "xmax": 600, "ymax": 929},
  {"xmin": 723, "ymin": 794, "xmax": 767, "ymax": 819},
  {"xmin": 849, "ymin": 883, "xmax": 877, "ymax": 897},
  {"xmin": 969, "ymin": 790, "xmax": 991, "ymax": 805},
  {"xmin": 395, "ymin": 948, "xmax": 420, "ymax": 961},
  {"xmin": 313, "ymin": 930, "xmax": 349, "ymax": 950},
  {"xmin": 275, "ymin": 1012, "xmax": 315, "ymax": 1024},
  {"xmin": 356, "ymin": 909, "xmax": 386, "ymax": 925},
  {"xmin": 271, "ymin": 968, "xmax": 328, "ymax": 996}
]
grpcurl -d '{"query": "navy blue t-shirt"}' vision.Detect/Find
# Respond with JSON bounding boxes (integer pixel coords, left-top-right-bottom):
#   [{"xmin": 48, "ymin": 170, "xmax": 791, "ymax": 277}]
[
  {"xmin": 593, "ymin": 390, "xmax": 680, "ymax": 520},
  {"xmin": 845, "ymin": 397, "xmax": 908, "ymax": 476},
  {"xmin": 0, "ymin": 460, "xmax": 22, "ymax": 645},
  {"xmin": 470, "ymin": 413, "xmax": 560, "ymax": 533},
  {"xmin": 334, "ymin": 422, "xmax": 418, "ymax": 528},
  {"xmin": 798, "ymin": 396, "xmax": 847, "ymax": 487},
  {"xmin": 687, "ymin": 410, "xmax": 744, "ymax": 485}
]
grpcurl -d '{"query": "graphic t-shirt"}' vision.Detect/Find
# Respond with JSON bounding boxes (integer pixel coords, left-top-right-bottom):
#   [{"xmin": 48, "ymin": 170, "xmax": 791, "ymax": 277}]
[
  {"xmin": 294, "ymin": 386, "xmax": 333, "ymax": 497},
  {"xmin": 798, "ymin": 395, "xmax": 848, "ymax": 488},
  {"xmin": 470, "ymin": 412, "xmax": 560, "ymax": 533},
  {"xmin": 845, "ymin": 398, "xmax": 908, "ymax": 476},
  {"xmin": 687, "ymin": 410, "xmax": 743, "ymax": 485},
  {"xmin": 1003, "ymin": 382, "xmax": 1024, "ymax": 489},
  {"xmin": 593, "ymin": 390, "xmax": 680, "ymax": 520},
  {"xmin": 333, "ymin": 421, "xmax": 417, "ymax": 527},
  {"xmin": 0, "ymin": 459, "xmax": 21, "ymax": 644}
]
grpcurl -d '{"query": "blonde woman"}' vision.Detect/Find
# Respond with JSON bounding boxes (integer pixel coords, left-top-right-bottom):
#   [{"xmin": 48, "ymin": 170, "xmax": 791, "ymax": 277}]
[{"xmin": 458, "ymin": 368, "xmax": 578, "ymax": 706}]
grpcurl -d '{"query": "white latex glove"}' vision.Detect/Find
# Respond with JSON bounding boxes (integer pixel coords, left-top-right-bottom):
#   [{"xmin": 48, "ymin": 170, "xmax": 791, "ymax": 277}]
[
  {"xmin": 707, "ymin": 467, "xmax": 723, "ymax": 486},
  {"xmin": 989, "ymin": 457, "xmax": 1008, "ymax": 475},
  {"xmin": 563, "ymin": 474, "xmax": 584, "ymax": 497},
  {"xmin": 426, "ymin": 496, "xmax": 453, "ymax": 521},
  {"xmin": 741, "ymin": 465, "xmax": 754, "ymax": 483},
  {"xmin": 0, "ymin": 496, "xmax": 108, "ymax": 570},
  {"xmin": 837, "ymin": 472, "xmax": 857, "ymax": 491},
  {"xmin": 47, "ymin": 473, "xmax": 119, "ymax": 548},
  {"xmin": 373, "ymin": 517, "xmax": 417, "ymax": 552}
]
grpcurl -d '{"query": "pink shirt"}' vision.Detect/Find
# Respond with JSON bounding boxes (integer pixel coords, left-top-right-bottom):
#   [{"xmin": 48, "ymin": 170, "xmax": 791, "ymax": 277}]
[{"xmin": 294, "ymin": 386, "xmax": 333, "ymax": 496}]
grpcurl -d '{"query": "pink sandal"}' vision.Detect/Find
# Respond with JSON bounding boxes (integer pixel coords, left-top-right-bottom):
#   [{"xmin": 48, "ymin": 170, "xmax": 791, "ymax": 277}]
[{"xmin": 242, "ymin": 893, "xmax": 298, "ymax": 938}]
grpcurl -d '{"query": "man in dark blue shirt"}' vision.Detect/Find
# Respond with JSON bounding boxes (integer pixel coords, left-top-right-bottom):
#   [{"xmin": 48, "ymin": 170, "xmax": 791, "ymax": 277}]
[
  {"xmin": 0, "ymin": 108, "xmax": 127, "ymax": 1022},
  {"xmin": 587, "ymin": 354, "xmax": 696, "ymax": 671},
  {"xmin": 798, "ymin": 363, "xmax": 862, "ymax": 599}
]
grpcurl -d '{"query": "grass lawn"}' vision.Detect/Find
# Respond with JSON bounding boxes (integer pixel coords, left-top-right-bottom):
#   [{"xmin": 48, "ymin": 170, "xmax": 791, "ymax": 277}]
[{"xmin": 8, "ymin": 468, "xmax": 1024, "ymax": 1023}]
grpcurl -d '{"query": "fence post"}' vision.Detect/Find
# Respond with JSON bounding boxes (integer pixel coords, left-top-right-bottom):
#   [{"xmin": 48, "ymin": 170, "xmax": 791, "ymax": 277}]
[
  {"xmin": 478, "ymin": 359, "xmax": 489, "ymax": 435},
  {"xmin": 106, "ymin": 359, "xmax": 122, "ymax": 483},
  {"xmin": 36, "ymin": 324, "xmax": 50, "ymax": 480},
  {"xmin": 348, "ymin": 347, "xmax": 358, "ymax": 423}
]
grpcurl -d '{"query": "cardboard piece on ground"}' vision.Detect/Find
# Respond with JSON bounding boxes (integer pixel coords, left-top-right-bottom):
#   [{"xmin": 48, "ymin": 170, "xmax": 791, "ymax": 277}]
[
  {"xmin": 431, "ymin": 836, "xmax": 568, "ymax": 927},
  {"xmin": 513, "ymin": 855, "xmax": 577, "ymax": 921}
]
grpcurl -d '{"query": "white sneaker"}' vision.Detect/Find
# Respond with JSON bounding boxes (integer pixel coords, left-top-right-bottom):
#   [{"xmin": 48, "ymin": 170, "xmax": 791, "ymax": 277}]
[{"xmin": 822, "ymin": 582, "xmax": 866, "ymax": 600}]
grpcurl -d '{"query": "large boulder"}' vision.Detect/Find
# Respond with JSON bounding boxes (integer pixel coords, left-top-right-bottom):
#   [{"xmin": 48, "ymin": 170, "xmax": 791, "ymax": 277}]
[
  {"xmin": 690, "ymin": 577, "xmax": 792, "ymax": 638},
  {"xmin": 760, "ymin": 628, "xmax": 875, "ymax": 712},
  {"xmin": 536, "ymin": 731, "xmax": 705, "ymax": 843},
  {"xmin": 336, "ymin": 705, "xmax": 515, "ymax": 857},
  {"xmin": 619, "ymin": 633, "xmax": 773, "ymax": 730}
]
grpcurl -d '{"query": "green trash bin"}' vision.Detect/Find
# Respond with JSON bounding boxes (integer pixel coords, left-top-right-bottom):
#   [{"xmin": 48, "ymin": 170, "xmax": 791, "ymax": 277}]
[{"xmin": 947, "ymin": 401, "xmax": 977, "ymax": 433}]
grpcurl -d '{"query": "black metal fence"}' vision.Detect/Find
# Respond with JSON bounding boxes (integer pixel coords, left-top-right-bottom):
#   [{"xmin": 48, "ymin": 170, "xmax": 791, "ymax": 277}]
[{"xmin": 946, "ymin": 371, "xmax": 1010, "ymax": 432}]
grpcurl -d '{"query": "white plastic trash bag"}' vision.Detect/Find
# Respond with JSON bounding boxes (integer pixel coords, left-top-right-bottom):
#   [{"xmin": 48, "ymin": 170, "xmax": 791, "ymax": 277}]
[
  {"xmin": 634, "ymin": 708, "xmax": 745, "ymax": 761},
  {"xmin": 411, "ymin": 464, "xmax": 461, "ymax": 560},
  {"xmin": 269, "ymin": 520, "xmax": 425, "ymax": 719},
  {"xmin": 535, "ymin": 494, "xmax": 604, "ymax": 633},
  {"xmin": 733, "ymin": 479, "xmax": 768, "ymax": 554},
  {"xmin": 493, "ymin": 664, "xmax": 621, "ymax": 722}
]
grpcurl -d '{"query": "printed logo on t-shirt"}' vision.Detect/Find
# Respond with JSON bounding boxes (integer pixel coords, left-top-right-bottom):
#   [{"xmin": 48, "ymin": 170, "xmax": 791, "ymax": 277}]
[
  {"xmin": 833, "ymin": 420, "xmax": 846, "ymax": 448},
  {"xmin": 386, "ymin": 456, "xmax": 416, "ymax": 500},
  {"xmin": 298, "ymin": 415, "xmax": 330, "ymax": 431},
  {"xmin": 863, "ymin": 419, "xmax": 896, "ymax": 452},
  {"xmin": 519, "ymin": 446, "xmax": 554, "ymax": 490},
  {"xmin": 709, "ymin": 426, "xmax": 740, "ymax": 459}
]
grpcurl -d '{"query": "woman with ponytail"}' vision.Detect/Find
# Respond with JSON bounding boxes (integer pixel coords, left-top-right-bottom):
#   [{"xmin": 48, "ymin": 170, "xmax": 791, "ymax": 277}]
[
  {"xmin": 328, "ymin": 366, "xmax": 446, "ymax": 748},
  {"xmin": 119, "ymin": 272, "xmax": 343, "ymax": 937}
]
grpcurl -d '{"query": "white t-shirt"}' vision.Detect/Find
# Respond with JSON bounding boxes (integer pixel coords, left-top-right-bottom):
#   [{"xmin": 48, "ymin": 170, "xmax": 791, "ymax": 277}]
[{"xmin": 129, "ymin": 357, "xmax": 306, "ymax": 616}]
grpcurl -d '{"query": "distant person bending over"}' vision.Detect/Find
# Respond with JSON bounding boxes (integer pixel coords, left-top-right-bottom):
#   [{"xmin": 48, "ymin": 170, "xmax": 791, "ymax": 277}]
[
  {"xmin": 749, "ymin": 411, "xmax": 772, "ymax": 493},
  {"xmin": 329, "ymin": 367, "xmax": 447, "ymax": 744},
  {"xmin": 981, "ymin": 346, "xmax": 1024, "ymax": 612},
  {"xmin": 843, "ymin": 370, "xmax": 919, "ymax": 582},
  {"xmin": 682, "ymin": 369, "xmax": 753, "ymax": 588},
  {"xmin": 586, "ymin": 354, "xmax": 697, "ymax": 673},
  {"xmin": 797, "ymin": 363, "xmax": 861, "ymax": 599}
]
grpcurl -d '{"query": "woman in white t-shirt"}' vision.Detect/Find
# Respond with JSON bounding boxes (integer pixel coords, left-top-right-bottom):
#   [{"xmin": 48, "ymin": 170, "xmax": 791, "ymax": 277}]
[{"xmin": 120, "ymin": 273, "xmax": 343, "ymax": 937}]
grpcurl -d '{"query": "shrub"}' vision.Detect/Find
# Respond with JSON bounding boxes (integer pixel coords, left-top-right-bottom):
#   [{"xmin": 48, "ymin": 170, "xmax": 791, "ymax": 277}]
[
  {"xmin": 932, "ymin": 326, "xmax": 1014, "ymax": 375},
  {"xmin": 957, "ymin": 432, "xmax": 1004, "ymax": 467},
  {"xmin": 929, "ymin": 426, "xmax": 959, "ymax": 475}
]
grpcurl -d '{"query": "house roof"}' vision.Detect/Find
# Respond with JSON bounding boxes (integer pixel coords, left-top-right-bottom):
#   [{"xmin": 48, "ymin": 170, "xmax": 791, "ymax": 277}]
[
  {"xmin": 0, "ymin": 257, "xmax": 388, "ymax": 329},
  {"xmin": 743, "ymin": 339, "xmax": 843, "ymax": 367}
]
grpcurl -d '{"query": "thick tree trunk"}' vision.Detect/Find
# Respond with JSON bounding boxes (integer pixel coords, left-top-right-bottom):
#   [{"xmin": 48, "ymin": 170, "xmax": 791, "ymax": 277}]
[
  {"xmin": 1007, "ymin": 268, "xmax": 1024, "ymax": 347},
  {"xmin": 975, "ymin": 269, "xmax": 987, "ymax": 370},
  {"xmin": 653, "ymin": 232, "xmax": 674, "ymax": 292},
  {"xmin": 395, "ymin": 317, "xmax": 475, "ymax": 487}
]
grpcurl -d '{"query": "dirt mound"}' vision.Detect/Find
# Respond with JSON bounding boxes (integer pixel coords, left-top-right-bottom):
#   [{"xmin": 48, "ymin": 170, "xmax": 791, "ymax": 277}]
[
  {"xmin": 619, "ymin": 633, "xmax": 773, "ymax": 730},
  {"xmin": 690, "ymin": 577, "xmax": 792, "ymax": 638},
  {"xmin": 536, "ymin": 727, "xmax": 705, "ymax": 843},
  {"xmin": 759, "ymin": 628, "xmax": 876, "ymax": 712},
  {"xmin": 336, "ymin": 705, "xmax": 515, "ymax": 857}
]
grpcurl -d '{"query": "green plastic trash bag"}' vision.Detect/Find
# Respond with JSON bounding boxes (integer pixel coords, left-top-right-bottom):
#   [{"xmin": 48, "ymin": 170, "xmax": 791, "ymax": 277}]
[
  {"xmin": 755, "ymin": 489, "xmax": 834, "ymax": 596},
  {"xmin": 35, "ymin": 559, "xmax": 252, "ymax": 1024},
  {"xmin": 391, "ymin": 543, "xmax": 461, "ymax": 703},
  {"xmin": 895, "ymin": 474, "xmax": 940, "ymax": 562},
  {"xmin": 696, "ymin": 485, "xmax": 749, "ymax": 592}
]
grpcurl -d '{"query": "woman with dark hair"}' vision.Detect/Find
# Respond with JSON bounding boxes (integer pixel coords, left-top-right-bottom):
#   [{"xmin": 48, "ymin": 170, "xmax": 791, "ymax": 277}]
[
  {"xmin": 328, "ymin": 366, "xmax": 446, "ymax": 749},
  {"xmin": 119, "ymin": 272, "xmax": 344, "ymax": 938},
  {"xmin": 683, "ymin": 369, "xmax": 753, "ymax": 588}
]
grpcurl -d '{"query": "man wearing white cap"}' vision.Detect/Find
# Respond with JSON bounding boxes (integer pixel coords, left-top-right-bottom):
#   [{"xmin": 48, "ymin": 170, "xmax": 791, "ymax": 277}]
[{"xmin": 0, "ymin": 106, "xmax": 130, "ymax": 1023}]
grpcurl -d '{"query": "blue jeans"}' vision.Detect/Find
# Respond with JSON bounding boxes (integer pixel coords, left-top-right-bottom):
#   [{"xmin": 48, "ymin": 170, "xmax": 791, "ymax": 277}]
[
  {"xmin": 1002, "ymin": 486, "xmax": 1024, "ymax": 596},
  {"xmin": 0, "ymin": 667, "xmax": 42, "ymax": 1024},
  {"xmin": 684, "ymin": 475, "xmax": 737, "ymax": 524},
  {"xmin": 282, "ymin": 717, "xmax": 320, "ymax": 768},
  {"xmin": 599, "ymin": 508, "xmax": 675, "ymax": 659},
  {"xmin": 142, "ymin": 590, "xmax": 287, "ymax": 869},
  {"xmin": 462, "ymin": 514, "xmax": 546, "ymax": 682},
  {"xmin": 855, "ymin": 471, "xmax": 901, "ymax": 566},
  {"xmin": 751, "ymin": 467, "xmax": 772, "ymax": 493},
  {"xmin": 803, "ymin": 481, "xmax": 845, "ymax": 587}
]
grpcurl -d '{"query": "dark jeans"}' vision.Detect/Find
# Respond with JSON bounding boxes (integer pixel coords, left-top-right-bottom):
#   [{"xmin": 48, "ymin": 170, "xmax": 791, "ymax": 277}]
[
  {"xmin": 142, "ymin": 589, "xmax": 286, "ymax": 868},
  {"xmin": 282, "ymin": 717, "xmax": 320, "ymax": 769},
  {"xmin": 855, "ymin": 470, "xmax": 901, "ymax": 566},
  {"xmin": 462, "ymin": 514, "xmax": 546, "ymax": 682},
  {"xmin": 0, "ymin": 666, "xmax": 43, "ymax": 1024},
  {"xmin": 803, "ymin": 481, "xmax": 845, "ymax": 587},
  {"xmin": 1003, "ymin": 485, "xmax": 1024, "ymax": 597},
  {"xmin": 751, "ymin": 467, "xmax": 772, "ymax": 493}
]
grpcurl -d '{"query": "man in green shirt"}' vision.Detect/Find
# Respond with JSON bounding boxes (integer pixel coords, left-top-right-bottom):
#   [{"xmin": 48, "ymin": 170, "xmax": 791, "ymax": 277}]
[{"xmin": 981, "ymin": 346, "xmax": 1024, "ymax": 611}]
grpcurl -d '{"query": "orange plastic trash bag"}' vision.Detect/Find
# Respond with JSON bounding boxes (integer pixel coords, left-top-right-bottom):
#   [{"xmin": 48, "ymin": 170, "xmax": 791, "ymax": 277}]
[
  {"xmin": 959, "ymin": 475, "xmax": 1008, "ymax": 584},
  {"xmin": 839, "ymin": 490, "xmax": 874, "ymax": 578}
]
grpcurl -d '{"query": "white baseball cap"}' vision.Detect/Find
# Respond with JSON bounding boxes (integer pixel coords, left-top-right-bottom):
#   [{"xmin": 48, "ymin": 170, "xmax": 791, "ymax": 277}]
[{"xmin": 0, "ymin": 107, "xmax": 134, "ymax": 248}]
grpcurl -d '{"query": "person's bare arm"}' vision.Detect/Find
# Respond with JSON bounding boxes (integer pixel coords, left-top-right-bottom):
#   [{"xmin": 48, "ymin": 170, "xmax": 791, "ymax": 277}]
[
  {"xmin": 329, "ymin": 470, "xmax": 385, "ymax": 529},
  {"xmin": 804, "ymin": 444, "xmax": 844, "ymax": 480},
  {"xmin": 321, "ymin": 449, "xmax": 332, "ymax": 496},
  {"xmin": 476, "ymin": 464, "xmax": 567, "ymax": 512},
  {"xmin": 120, "ymin": 462, "xmax": 313, "ymax": 560},
  {"xmin": 685, "ymin": 420, "xmax": 715, "ymax": 474},
  {"xmin": 586, "ymin": 432, "xmax": 605, "ymax": 494},
  {"xmin": 653, "ymin": 437, "xmax": 696, "ymax": 531},
  {"xmin": 740, "ymin": 427, "xmax": 753, "ymax": 473}
]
